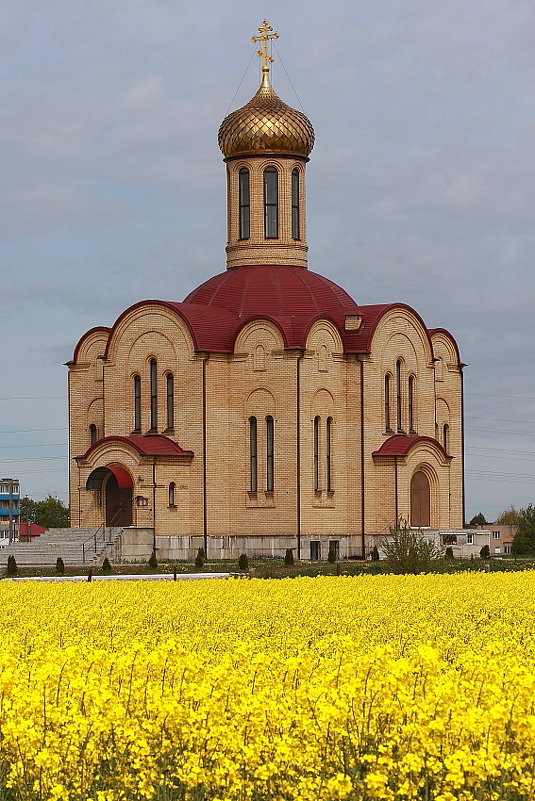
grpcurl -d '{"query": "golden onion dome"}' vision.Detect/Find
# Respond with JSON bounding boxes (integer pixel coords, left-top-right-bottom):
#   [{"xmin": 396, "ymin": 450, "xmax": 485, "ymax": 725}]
[{"xmin": 218, "ymin": 69, "xmax": 315, "ymax": 159}]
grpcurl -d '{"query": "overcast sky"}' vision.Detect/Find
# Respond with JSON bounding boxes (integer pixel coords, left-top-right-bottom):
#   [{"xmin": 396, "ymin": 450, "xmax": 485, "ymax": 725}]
[{"xmin": 2, "ymin": 0, "xmax": 535, "ymax": 522}]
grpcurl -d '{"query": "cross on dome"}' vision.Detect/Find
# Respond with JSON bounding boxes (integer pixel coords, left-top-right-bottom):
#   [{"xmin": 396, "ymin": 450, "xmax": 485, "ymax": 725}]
[{"xmin": 251, "ymin": 20, "xmax": 279, "ymax": 77}]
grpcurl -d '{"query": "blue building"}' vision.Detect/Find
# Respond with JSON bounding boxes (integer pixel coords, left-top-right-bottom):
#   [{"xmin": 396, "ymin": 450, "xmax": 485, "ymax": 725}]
[{"xmin": 0, "ymin": 479, "xmax": 20, "ymax": 539}]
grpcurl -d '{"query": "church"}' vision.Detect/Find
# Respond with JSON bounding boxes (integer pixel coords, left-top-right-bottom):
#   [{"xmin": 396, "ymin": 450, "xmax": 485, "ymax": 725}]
[{"xmin": 68, "ymin": 22, "xmax": 464, "ymax": 561}]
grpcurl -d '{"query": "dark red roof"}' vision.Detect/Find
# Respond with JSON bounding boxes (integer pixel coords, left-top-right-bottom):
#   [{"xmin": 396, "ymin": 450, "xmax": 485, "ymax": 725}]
[
  {"xmin": 77, "ymin": 435, "xmax": 193, "ymax": 461},
  {"xmin": 72, "ymin": 266, "xmax": 461, "ymax": 360},
  {"xmin": 18, "ymin": 522, "xmax": 48, "ymax": 537},
  {"xmin": 372, "ymin": 435, "xmax": 449, "ymax": 459}
]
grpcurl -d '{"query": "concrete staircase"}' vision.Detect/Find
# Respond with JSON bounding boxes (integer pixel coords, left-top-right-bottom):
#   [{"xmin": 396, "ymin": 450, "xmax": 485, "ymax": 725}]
[{"xmin": 0, "ymin": 527, "xmax": 123, "ymax": 567}]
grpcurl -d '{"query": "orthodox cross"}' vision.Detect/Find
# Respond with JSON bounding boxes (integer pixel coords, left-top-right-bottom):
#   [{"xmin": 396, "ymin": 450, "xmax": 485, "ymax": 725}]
[{"xmin": 251, "ymin": 20, "xmax": 279, "ymax": 73}]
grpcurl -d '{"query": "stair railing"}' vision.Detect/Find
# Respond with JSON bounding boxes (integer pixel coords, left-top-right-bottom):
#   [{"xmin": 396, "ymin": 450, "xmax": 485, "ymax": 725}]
[{"xmin": 82, "ymin": 507, "xmax": 124, "ymax": 564}]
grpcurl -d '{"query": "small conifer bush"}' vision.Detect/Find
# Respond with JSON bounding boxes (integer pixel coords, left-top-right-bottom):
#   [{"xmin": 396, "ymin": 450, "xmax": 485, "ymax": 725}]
[
  {"xmin": 6, "ymin": 555, "xmax": 17, "ymax": 577},
  {"xmin": 148, "ymin": 551, "xmax": 158, "ymax": 570},
  {"xmin": 284, "ymin": 548, "xmax": 294, "ymax": 566},
  {"xmin": 480, "ymin": 544, "xmax": 491, "ymax": 560},
  {"xmin": 370, "ymin": 545, "xmax": 380, "ymax": 561},
  {"xmin": 445, "ymin": 546, "xmax": 455, "ymax": 560},
  {"xmin": 195, "ymin": 548, "xmax": 205, "ymax": 570},
  {"xmin": 238, "ymin": 553, "xmax": 249, "ymax": 571},
  {"xmin": 102, "ymin": 557, "xmax": 112, "ymax": 573},
  {"xmin": 327, "ymin": 548, "xmax": 337, "ymax": 564},
  {"xmin": 55, "ymin": 557, "xmax": 65, "ymax": 575}
]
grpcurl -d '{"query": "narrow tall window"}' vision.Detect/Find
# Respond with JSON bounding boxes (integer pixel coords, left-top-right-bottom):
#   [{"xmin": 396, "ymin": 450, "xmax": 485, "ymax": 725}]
[
  {"xmin": 133, "ymin": 375, "xmax": 141, "ymax": 432},
  {"xmin": 264, "ymin": 167, "xmax": 278, "ymax": 238},
  {"xmin": 384, "ymin": 374, "xmax": 391, "ymax": 431},
  {"xmin": 166, "ymin": 373, "xmax": 174, "ymax": 430},
  {"xmin": 266, "ymin": 415, "xmax": 274, "ymax": 491},
  {"xmin": 291, "ymin": 168, "xmax": 300, "ymax": 239},
  {"xmin": 168, "ymin": 482, "xmax": 175, "ymax": 506},
  {"xmin": 443, "ymin": 423, "xmax": 449, "ymax": 453},
  {"xmin": 326, "ymin": 417, "xmax": 333, "ymax": 491},
  {"xmin": 408, "ymin": 375, "xmax": 415, "ymax": 432},
  {"xmin": 396, "ymin": 360, "xmax": 402, "ymax": 431},
  {"xmin": 313, "ymin": 416, "xmax": 320, "ymax": 491},
  {"xmin": 89, "ymin": 424, "xmax": 97, "ymax": 446},
  {"xmin": 249, "ymin": 417, "xmax": 258, "ymax": 492},
  {"xmin": 150, "ymin": 359, "xmax": 157, "ymax": 430},
  {"xmin": 238, "ymin": 168, "xmax": 250, "ymax": 239}
]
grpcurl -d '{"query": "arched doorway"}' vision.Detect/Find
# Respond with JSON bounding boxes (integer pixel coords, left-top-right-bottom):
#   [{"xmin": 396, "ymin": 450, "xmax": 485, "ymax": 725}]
[
  {"xmin": 86, "ymin": 464, "xmax": 133, "ymax": 527},
  {"xmin": 410, "ymin": 470, "xmax": 430, "ymax": 527},
  {"xmin": 104, "ymin": 472, "xmax": 132, "ymax": 527}
]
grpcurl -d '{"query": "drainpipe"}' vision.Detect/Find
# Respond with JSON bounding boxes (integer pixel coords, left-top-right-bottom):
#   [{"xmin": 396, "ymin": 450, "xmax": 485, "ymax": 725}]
[
  {"xmin": 296, "ymin": 350, "xmax": 304, "ymax": 560},
  {"xmin": 152, "ymin": 459, "xmax": 156, "ymax": 554},
  {"xmin": 394, "ymin": 456, "xmax": 399, "ymax": 523},
  {"xmin": 202, "ymin": 356, "xmax": 208, "ymax": 557},
  {"xmin": 356, "ymin": 356, "xmax": 365, "ymax": 558},
  {"xmin": 460, "ymin": 364, "xmax": 466, "ymax": 526}
]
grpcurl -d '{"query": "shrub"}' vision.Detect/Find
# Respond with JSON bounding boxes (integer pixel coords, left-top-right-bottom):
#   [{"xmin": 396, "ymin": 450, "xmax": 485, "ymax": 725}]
[
  {"xmin": 480, "ymin": 544, "xmax": 491, "ymax": 560},
  {"xmin": 327, "ymin": 548, "xmax": 337, "ymax": 563},
  {"xmin": 102, "ymin": 557, "xmax": 112, "ymax": 573},
  {"xmin": 370, "ymin": 545, "xmax": 380, "ymax": 562},
  {"xmin": 381, "ymin": 517, "xmax": 443, "ymax": 575},
  {"xmin": 148, "ymin": 551, "xmax": 158, "ymax": 570},
  {"xmin": 6, "ymin": 555, "xmax": 17, "ymax": 577},
  {"xmin": 55, "ymin": 557, "xmax": 65, "ymax": 575},
  {"xmin": 284, "ymin": 548, "xmax": 294, "ymax": 566},
  {"xmin": 238, "ymin": 553, "xmax": 249, "ymax": 571},
  {"xmin": 445, "ymin": 547, "xmax": 455, "ymax": 560},
  {"xmin": 195, "ymin": 548, "xmax": 205, "ymax": 570}
]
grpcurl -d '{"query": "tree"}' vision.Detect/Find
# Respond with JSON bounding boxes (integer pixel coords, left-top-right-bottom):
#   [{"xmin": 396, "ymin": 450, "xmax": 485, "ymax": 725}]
[
  {"xmin": 370, "ymin": 545, "xmax": 380, "ymax": 562},
  {"xmin": 20, "ymin": 496, "xmax": 68, "ymax": 528},
  {"xmin": 195, "ymin": 548, "xmax": 205, "ymax": 570},
  {"xmin": 238, "ymin": 553, "xmax": 249, "ymax": 571},
  {"xmin": 55, "ymin": 557, "xmax": 65, "ymax": 575},
  {"xmin": 496, "ymin": 506, "xmax": 523, "ymax": 527},
  {"xmin": 284, "ymin": 548, "xmax": 294, "ymax": 566},
  {"xmin": 148, "ymin": 551, "xmax": 158, "ymax": 570},
  {"xmin": 6, "ymin": 555, "xmax": 17, "ymax": 577},
  {"xmin": 327, "ymin": 547, "xmax": 337, "ymax": 563},
  {"xmin": 469, "ymin": 512, "xmax": 487, "ymax": 526},
  {"xmin": 480, "ymin": 544, "xmax": 491, "ymax": 559},
  {"xmin": 512, "ymin": 504, "xmax": 535, "ymax": 555},
  {"xmin": 381, "ymin": 518, "xmax": 443, "ymax": 575}
]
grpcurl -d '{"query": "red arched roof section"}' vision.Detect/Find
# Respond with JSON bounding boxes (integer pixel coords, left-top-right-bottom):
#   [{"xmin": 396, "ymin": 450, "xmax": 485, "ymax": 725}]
[
  {"xmin": 70, "ymin": 327, "xmax": 111, "ymax": 364},
  {"xmin": 184, "ymin": 265, "xmax": 360, "ymax": 318},
  {"xmin": 77, "ymin": 435, "xmax": 194, "ymax": 461},
  {"xmin": 428, "ymin": 328, "xmax": 463, "ymax": 365},
  {"xmin": 106, "ymin": 463, "xmax": 134, "ymax": 489},
  {"xmin": 353, "ymin": 304, "xmax": 435, "ymax": 357},
  {"xmin": 372, "ymin": 434, "xmax": 450, "ymax": 460},
  {"xmin": 102, "ymin": 300, "xmax": 240, "ymax": 358}
]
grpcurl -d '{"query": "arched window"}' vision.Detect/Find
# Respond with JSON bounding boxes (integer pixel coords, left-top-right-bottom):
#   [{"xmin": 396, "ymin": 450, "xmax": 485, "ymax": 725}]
[
  {"xmin": 396, "ymin": 360, "xmax": 403, "ymax": 431},
  {"xmin": 291, "ymin": 168, "xmax": 300, "ymax": 240},
  {"xmin": 133, "ymin": 375, "xmax": 141, "ymax": 432},
  {"xmin": 443, "ymin": 423, "xmax": 449, "ymax": 453},
  {"xmin": 408, "ymin": 375, "xmax": 415, "ymax": 433},
  {"xmin": 249, "ymin": 417, "xmax": 257, "ymax": 492},
  {"xmin": 238, "ymin": 167, "xmax": 250, "ymax": 239},
  {"xmin": 384, "ymin": 374, "xmax": 391, "ymax": 431},
  {"xmin": 263, "ymin": 167, "xmax": 278, "ymax": 239},
  {"xmin": 166, "ymin": 373, "xmax": 174, "ymax": 430},
  {"xmin": 266, "ymin": 415, "xmax": 274, "ymax": 491},
  {"xmin": 168, "ymin": 482, "xmax": 176, "ymax": 506},
  {"xmin": 89, "ymin": 424, "xmax": 97, "ymax": 446},
  {"xmin": 313, "ymin": 416, "xmax": 320, "ymax": 491},
  {"xmin": 326, "ymin": 417, "xmax": 333, "ymax": 492},
  {"xmin": 150, "ymin": 359, "xmax": 157, "ymax": 430}
]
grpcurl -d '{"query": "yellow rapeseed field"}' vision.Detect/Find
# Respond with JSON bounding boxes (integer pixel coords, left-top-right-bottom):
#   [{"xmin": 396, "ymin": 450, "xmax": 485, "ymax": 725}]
[{"xmin": 1, "ymin": 572, "xmax": 535, "ymax": 800}]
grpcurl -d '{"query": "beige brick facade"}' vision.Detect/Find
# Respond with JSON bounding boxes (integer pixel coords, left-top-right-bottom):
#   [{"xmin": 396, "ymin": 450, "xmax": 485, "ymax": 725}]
[{"xmin": 67, "ymin": 65, "xmax": 464, "ymax": 560}]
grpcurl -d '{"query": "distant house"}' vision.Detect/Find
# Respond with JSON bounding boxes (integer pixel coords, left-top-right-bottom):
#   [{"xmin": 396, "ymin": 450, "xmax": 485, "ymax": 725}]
[{"xmin": 18, "ymin": 522, "xmax": 48, "ymax": 542}]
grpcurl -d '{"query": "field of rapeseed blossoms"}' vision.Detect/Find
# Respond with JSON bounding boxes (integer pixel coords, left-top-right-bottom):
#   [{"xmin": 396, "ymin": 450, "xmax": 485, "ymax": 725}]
[{"xmin": 1, "ymin": 573, "xmax": 535, "ymax": 801}]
